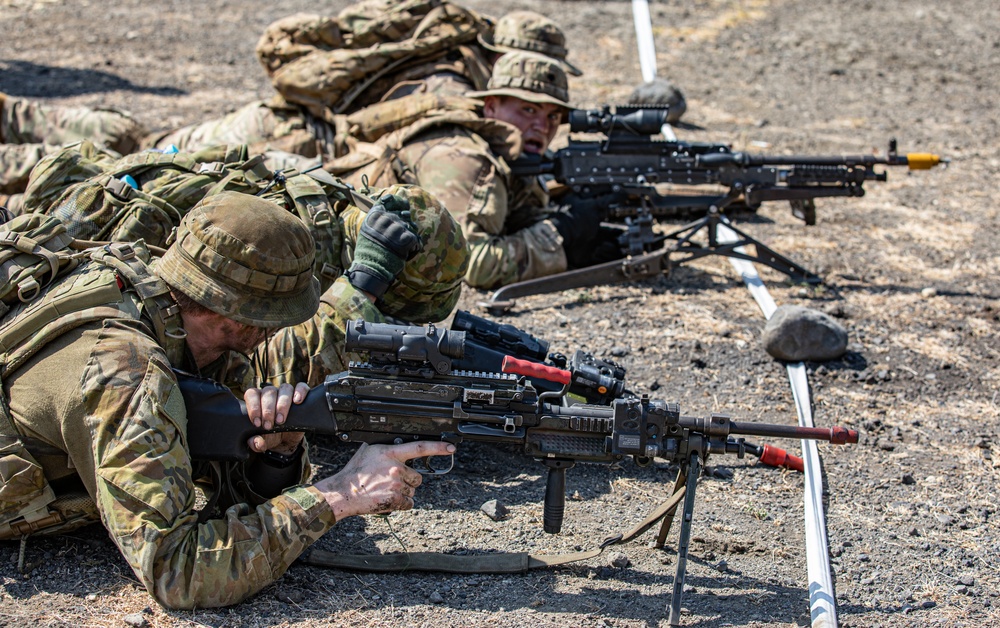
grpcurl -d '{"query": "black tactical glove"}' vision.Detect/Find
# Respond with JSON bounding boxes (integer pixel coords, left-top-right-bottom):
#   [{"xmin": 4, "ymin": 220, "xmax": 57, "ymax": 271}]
[
  {"xmin": 346, "ymin": 194, "xmax": 422, "ymax": 299},
  {"xmin": 589, "ymin": 226, "xmax": 627, "ymax": 266},
  {"xmin": 547, "ymin": 196, "xmax": 602, "ymax": 264},
  {"xmin": 548, "ymin": 193, "xmax": 629, "ymax": 268}
]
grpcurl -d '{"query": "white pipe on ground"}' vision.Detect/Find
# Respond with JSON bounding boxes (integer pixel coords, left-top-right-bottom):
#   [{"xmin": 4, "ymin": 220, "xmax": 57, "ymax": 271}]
[{"xmin": 716, "ymin": 220, "xmax": 839, "ymax": 628}]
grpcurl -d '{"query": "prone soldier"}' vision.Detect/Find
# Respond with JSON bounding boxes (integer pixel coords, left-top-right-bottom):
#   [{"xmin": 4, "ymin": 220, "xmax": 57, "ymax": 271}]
[{"xmin": 0, "ymin": 191, "xmax": 452, "ymax": 608}]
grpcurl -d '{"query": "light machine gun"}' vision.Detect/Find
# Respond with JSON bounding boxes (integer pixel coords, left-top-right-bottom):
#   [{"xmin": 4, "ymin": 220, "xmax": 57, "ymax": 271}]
[
  {"xmin": 180, "ymin": 320, "xmax": 857, "ymax": 624},
  {"xmin": 484, "ymin": 106, "xmax": 946, "ymax": 311},
  {"xmin": 450, "ymin": 309, "xmax": 804, "ymax": 471}
]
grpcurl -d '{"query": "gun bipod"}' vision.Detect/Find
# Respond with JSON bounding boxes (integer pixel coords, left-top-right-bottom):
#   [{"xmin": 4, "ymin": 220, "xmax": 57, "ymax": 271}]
[{"xmin": 665, "ymin": 205, "xmax": 822, "ymax": 285}]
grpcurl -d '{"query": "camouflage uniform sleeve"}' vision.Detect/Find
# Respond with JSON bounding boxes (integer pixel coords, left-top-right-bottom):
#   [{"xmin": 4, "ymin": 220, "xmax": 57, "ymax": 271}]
[
  {"xmin": 397, "ymin": 130, "xmax": 567, "ymax": 290},
  {"xmin": 265, "ymin": 276, "xmax": 386, "ymax": 387},
  {"xmin": 78, "ymin": 321, "xmax": 335, "ymax": 609}
]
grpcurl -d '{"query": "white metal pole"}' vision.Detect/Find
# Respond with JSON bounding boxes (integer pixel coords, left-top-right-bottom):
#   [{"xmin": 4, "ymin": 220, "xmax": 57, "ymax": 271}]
[
  {"xmin": 716, "ymin": 220, "xmax": 839, "ymax": 628},
  {"xmin": 631, "ymin": 0, "xmax": 677, "ymax": 141}
]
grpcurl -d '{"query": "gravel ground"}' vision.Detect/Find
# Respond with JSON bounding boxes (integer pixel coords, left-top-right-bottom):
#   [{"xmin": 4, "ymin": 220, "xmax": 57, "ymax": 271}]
[{"xmin": 0, "ymin": 1, "xmax": 998, "ymax": 627}]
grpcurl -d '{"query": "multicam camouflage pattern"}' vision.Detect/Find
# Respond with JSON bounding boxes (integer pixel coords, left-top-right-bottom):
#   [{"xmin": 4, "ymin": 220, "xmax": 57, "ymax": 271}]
[
  {"xmin": 265, "ymin": 276, "xmax": 385, "ymax": 387},
  {"xmin": 0, "ymin": 143, "xmax": 47, "ymax": 196},
  {"xmin": 466, "ymin": 50, "xmax": 571, "ymax": 110},
  {"xmin": 390, "ymin": 121, "xmax": 567, "ymax": 289},
  {"xmin": 339, "ymin": 183, "xmax": 469, "ymax": 322},
  {"xmin": 477, "ymin": 10, "xmax": 583, "ymax": 76},
  {"xmin": 19, "ymin": 139, "xmax": 119, "ymax": 213},
  {"xmin": 0, "ymin": 93, "xmax": 145, "ymax": 194},
  {"xmin": 259, "ymin": 1, "xmax": 492, "ymax": 118},
  {"xmin": 3, "ymin": 296, "xmax": 335, "ymax": 607},
  {"xmin": 22, "ymin": 142, "xmax": 346, "ymax": 296},
  {"xmin": 144, "ymin": 97, "xmax": 333, "ymax": 159},
  {"xmin": 156, "ymin": 191, "xmax": 321, "ymax": 328}
]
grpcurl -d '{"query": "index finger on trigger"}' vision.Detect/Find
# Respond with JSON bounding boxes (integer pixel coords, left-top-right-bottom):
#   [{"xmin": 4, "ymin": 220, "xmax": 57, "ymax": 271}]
[{"xmin": 391, "ymin": 440, "xmax": 457, "ymax": 462}]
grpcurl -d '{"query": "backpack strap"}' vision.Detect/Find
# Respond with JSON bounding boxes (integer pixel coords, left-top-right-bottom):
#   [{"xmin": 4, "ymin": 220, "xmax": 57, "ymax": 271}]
[{"xmin": 89, "ymin": 243, "xmax": 187, "ymax": 366}]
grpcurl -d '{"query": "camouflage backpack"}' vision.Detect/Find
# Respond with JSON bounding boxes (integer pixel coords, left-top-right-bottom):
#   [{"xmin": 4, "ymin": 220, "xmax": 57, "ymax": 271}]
[
  {"xmin": 22, "ymin": 142, "xmax": 363, "ymax": 293},
  {"xmin": 325, "ymin": 103, "xmax": 521, "ymax": 192},
  {"xmin": 257, "ymin": 0, "xmax": 493, "ymax": 119},
  {"xmin": 0, "ymin": 213, "xmax": 185, "ymax": 542}
]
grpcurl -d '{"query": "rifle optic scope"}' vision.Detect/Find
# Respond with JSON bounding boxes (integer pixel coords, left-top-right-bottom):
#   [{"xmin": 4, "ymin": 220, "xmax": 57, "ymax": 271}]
[
  {"xmin": 345, "ymin": 320, "xmax": 465, "ymax": 374},
  {"xmin": 569, "ymin": 106, "xmax": 668, "ymax": 136}
]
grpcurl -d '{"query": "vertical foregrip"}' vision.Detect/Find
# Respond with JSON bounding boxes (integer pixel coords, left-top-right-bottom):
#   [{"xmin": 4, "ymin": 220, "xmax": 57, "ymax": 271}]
[{"xmin": 543, "ymin": 466, "xmax": 566, "ymax": 534}]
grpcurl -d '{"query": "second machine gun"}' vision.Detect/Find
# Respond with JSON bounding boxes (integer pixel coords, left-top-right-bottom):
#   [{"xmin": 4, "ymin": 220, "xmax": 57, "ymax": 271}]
[
  {"xmin": 484, "ymin": 105, "xmax": 946, "ymax": 311},
  {"xmin": 181, "ymin": 320, "xmax": 858, "ymax": 624}
]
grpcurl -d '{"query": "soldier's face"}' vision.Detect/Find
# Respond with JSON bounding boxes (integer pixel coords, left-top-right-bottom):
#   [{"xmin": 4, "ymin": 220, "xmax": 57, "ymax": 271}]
[{"xmin": 483, "ymin": 96, "xmax": 563, "ymax": 154}]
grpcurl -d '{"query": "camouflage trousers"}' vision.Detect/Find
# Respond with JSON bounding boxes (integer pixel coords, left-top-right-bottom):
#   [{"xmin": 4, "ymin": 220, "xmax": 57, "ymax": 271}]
[
  {"xmin": 0, "ymin": 93, "xmax": 145, "ymax": 194},
  {"xmin": 145, "ymin": 99, "xmax": 336, "ymax": 161}
]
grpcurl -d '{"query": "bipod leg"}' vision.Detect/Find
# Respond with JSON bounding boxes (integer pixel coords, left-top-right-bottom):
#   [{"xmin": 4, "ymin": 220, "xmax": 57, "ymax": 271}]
[
  {"xmin": 668, "ymin": 454, "xmax": 702, "ymax": 627},
  {"xmin": 654, "ymin": 462, "xmax": 688, "ymax": 548}
]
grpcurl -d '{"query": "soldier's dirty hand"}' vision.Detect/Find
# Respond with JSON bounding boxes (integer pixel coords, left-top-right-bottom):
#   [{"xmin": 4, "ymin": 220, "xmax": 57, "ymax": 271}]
[
  {"xmin": 244, "ymin": 382, "xmax": 309, "ymax": 455},
  {"xmin": 314, "ymin": 441, "xmax": 456, "ymax": 519},
  {"xmin": 346, "ymin": 194, "xmax": 422, "ymax": 299}
]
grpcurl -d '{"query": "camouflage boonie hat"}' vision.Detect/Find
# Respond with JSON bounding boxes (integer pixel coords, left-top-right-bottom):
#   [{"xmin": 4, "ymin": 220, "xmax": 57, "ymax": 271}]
[
  {"xmin": 342, "ymin": 185, "xmax": 468, "ymax": 323},
  {"xmin": 467, "ymin": 51, "xmax": 571, "ymax": 110},
  {"xmin": 157, "ymin": 191, "xmax": 321, "ymax": 327},
  {"xmin": 479, "ymin": 11, "xmax": 583, "ymax": 76}
]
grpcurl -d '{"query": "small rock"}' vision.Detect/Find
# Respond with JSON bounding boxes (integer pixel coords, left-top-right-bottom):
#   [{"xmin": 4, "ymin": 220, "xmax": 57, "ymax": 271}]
[
  {"xmin": 715, "ymin": 560, "xmax": 728, "ymax": 572},
  {"xmin": 711, "ymin": 467, "xmax": 734, "ymax": 480},
  {"xmin": 276, "ymin": 589, "xmax": 304, "ymax": 604},
  {"xmin": 908, "ymin": 527, "xmax": 920, "ymax": 537},
  {"xmin": 901, "ymin": 473, "xmax": 916, "ymax": 485},
  {"xmin": 937, "ymin": 515, "xmax": 955, "ymax": 526},
  {"xmin": 762, "ymin": 305, "xmax": 849, "ymax": 362},
  {"xmin": 921, "ymin": 600, "xmax": 937, "ymax": 609},
  {"xmin": 959, "ymin": 575, "xmax": 975, "ymax": 586},
  {"xmin": 610, "ymin": 345, "xmax": 630, "ymax": 357},
  {"xmin": 957, "ymin": 585, "xmax": 969, "ymax": 595},
  {"xmin": 480, "ymin": 499, "xmax": 509, "ymax": 521},
  {"xmin": 609, "ymin": 552, "xmax": 631, "ymax": 569},
  {"xmin": 123, "ymin": 614, "xmax": 148, "ymax": 628},
  {"xmin": 921, "ymin": 287, "xmax": 938, "ymax": 298},
  {"xmin": 428, "ymin": 591, "xmax": 444, "ymax": 604},
  {"xmin": 858, "ymin": 553, "xmax": 870, "ymax": 562}
]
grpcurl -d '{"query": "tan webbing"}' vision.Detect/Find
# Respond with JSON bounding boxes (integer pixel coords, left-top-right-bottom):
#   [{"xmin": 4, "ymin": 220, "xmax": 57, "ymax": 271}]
[{"xmin": 304, "ymin": 483, "xmax": 687, "ymax": 573}]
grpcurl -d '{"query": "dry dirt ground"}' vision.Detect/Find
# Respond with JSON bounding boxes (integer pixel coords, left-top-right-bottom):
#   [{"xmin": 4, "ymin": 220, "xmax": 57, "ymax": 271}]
[{"xmin": 1, "ymin": 0, "xmax": 998, "ymax": 627}]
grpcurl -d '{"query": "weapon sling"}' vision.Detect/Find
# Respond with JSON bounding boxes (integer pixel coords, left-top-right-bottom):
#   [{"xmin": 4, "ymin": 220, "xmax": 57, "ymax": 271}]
[
  {"xmin": 304, "ymin": 478, "xmax": 687, "ymax": 573},
  {"xmin": 303, "ymin": 446, "xmax": 704, "ymax": 576}
]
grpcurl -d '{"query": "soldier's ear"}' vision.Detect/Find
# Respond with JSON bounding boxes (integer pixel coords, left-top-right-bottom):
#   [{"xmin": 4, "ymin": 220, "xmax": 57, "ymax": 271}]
[{"xmin": 482, "ymin": 95, "xmax": 501, "ymax": 119}]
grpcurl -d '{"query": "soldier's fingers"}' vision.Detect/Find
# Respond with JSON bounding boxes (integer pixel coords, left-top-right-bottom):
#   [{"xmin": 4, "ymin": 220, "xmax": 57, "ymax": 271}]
[
  {"xmin": 259, "ymin": 386, "xmax": 280, "ymax": 429},
  {"xmin": 390, "ymin": 440, "xmax": 456, "ymax": 462},
  {"xmin": 248, "ymin": 435, "xmax": 268, "ymax": 453},
  {"xmin": 293, "ymin": 382, "xmax": 309, "ymax": 404},
  {"xmin": 243, "ymin": 389, "xmax": 263, "ymax": 427},
  {"xmin": 274, "ymin": 382, "xmax": 296, "ymax": 425}
]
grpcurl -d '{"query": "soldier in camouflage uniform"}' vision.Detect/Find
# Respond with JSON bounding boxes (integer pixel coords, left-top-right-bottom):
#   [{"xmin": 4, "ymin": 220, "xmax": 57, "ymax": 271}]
[
  {"xmin": 0, "ymin": 92, "xmax": 145, "ymax": 201},
  {"xmin": 0, "ymin": 191, "xmax": 452, "ymax": 608},
  {"xmin": 265, "ymin": 183, "xmax": 469, "ymax": 387},
  {"xmin": 337, "ymin": 51, "xmax": 614, "ymax": 290},
  {"xmin": 145, "ymin": 7, "xmax": 580, "ymax": 166}
]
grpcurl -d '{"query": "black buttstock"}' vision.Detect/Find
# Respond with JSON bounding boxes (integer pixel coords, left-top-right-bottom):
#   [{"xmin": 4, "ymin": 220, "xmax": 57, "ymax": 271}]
[{"xmin": 178, "ymin": 373, "xmax": 335, "ymax": 461}]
